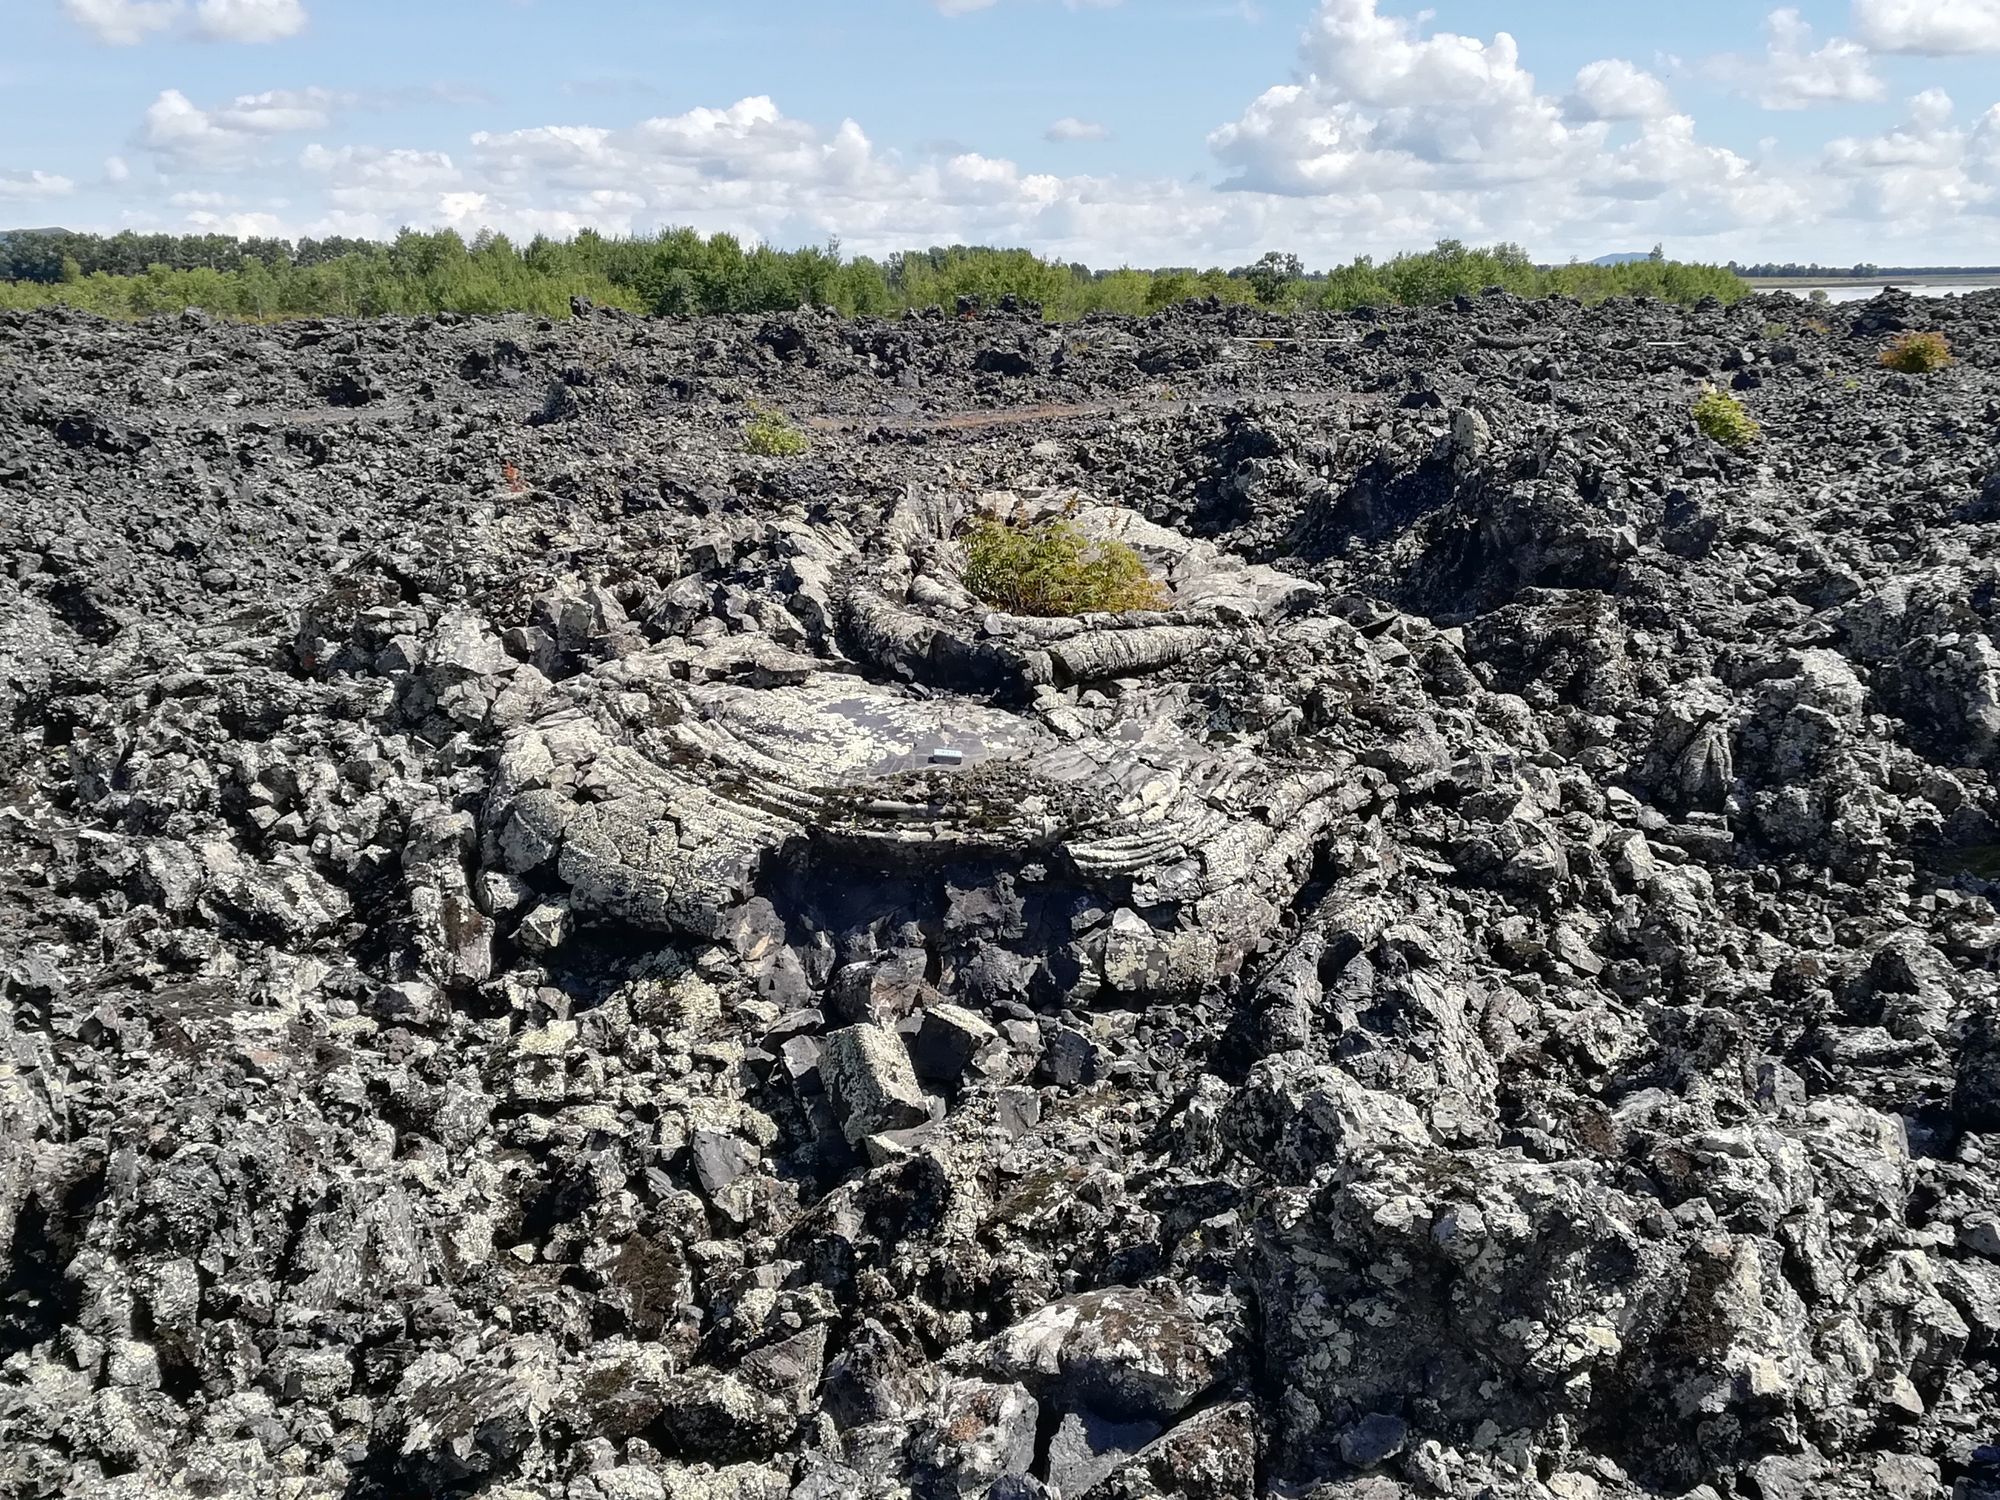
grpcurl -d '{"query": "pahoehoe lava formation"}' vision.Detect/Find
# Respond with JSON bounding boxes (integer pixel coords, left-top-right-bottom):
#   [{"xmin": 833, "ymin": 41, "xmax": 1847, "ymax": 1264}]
[{"xmin": 2, "ymin": 288, "xmax": 1998, "ymax": 1500}]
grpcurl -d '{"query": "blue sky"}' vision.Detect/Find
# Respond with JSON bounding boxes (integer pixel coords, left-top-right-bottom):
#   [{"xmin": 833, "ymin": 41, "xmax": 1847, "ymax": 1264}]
[{"xmin": 4, "ymin": 0, "xmax": 1998, "ymax": 265}]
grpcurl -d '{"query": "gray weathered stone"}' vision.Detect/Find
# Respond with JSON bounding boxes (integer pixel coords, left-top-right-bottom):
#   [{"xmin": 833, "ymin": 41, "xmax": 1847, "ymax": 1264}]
[{"xmin": 821, "ymin": 1025, "xmax": 930, "ymax": 1144}]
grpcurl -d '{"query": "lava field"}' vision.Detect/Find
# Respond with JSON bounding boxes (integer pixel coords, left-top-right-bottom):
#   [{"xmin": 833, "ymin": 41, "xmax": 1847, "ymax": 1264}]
[{"xmin": 2, "ymin": 288, "xmax": 1998, "ymax": 1500}]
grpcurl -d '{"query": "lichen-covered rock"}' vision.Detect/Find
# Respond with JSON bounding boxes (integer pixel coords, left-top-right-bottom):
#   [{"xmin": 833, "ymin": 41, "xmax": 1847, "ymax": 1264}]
[
  {"xmin": 963, "ymin": 1287, "xmax": 1226, "ymax": 1423},
  {"xmin": 1253, "ymin": 1154, "xmax": 1680, "ymax": 1471},
  {"xmin": 1087, "ymin": 1402, "xmax": 1260, "ymax": 1500},
  {"xmin": 821, "ymin": 1023, "xmax": 931, "ymax": 1144},
  {"xmin": 910, "ymin": 1378, "xmax": 1040, "ymax": 1499}
]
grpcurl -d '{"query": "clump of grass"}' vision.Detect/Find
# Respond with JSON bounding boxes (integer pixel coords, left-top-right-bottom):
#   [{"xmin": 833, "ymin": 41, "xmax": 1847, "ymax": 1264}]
[
  {"xmin": 1693, "ymin": 388, "xmax": 1759, "ymax": 450},
  {"xmin": 962, "ymin": 518, "xmax": 1169, "ymax": 617},
  {"xmin": 1760, "ymin": 321, "xmax": 1788, "ymax": 340},
  {"xmin": 744, "ymin": 409, "xmax": 808, "ymax": 457},
  {"xmin": 1879, "ymin": 331, "xmax": 1952, "ymax": 374}
]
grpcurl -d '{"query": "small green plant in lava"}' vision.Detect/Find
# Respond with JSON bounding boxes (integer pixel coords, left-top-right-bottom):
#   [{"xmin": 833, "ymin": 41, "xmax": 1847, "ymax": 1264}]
[
  {"xmin": 744, "ymin": 409, "xmax": 808, "ymax": 457},
  {"xmin": 962, "ymin": 518, "xmax": 1169, "ymax": 617},
  {"xmin": 1693, "ymin": 388, "xmax": 1759, "ymax": 450},
  {"xmin": 1879, "ymin": 331, "xmax": 1952, "ymax": 374}
]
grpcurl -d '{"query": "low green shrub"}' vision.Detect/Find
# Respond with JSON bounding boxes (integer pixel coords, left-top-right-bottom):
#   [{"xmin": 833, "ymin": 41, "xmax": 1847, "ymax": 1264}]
[
  {"xmin": 962, "ymin": 518, "xmax": 1169, "ymax": 617},
  {"xmin": 1879, "ymin": 331, "xmax": 1952, "ymax": 374},
  {"xmin": 744, "ymin": 409, "xmax": 808, "ymax": 457},
  {"xmin": 1693, "ymin": 388, "xmax": 1759, "ymax": 449}
]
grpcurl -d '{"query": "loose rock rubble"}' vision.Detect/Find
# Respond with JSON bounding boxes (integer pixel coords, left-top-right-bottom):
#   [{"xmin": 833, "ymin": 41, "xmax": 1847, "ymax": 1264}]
[{"xmin": 1, "ymin": 287, "xmax": 1997, "ymax": 1500}]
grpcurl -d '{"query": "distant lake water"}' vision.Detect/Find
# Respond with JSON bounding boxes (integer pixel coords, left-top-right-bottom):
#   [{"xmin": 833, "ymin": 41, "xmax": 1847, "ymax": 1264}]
[{"xmin": 1751, "ymin": 281, "xmax": 1998, "ymax": 304}]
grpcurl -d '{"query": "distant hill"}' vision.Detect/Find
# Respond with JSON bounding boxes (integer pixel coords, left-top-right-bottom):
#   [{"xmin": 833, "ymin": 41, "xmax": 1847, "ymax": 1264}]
[{"xmin": 1591, "ymin": 252, "xmax": 1654, "ymax": 266}]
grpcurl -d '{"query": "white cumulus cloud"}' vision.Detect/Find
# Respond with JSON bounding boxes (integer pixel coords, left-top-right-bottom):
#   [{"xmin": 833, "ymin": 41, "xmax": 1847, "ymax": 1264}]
[
  {"xmin": 0, "ymin": 169, "xmax": 78, "ymax": 200},
  {"xmin": 194, "ymin": 0, "xmax": 307, "ymax": 42},
  {"xmin": 300, "ymin": 143, "xmax": 466, "ymax": 226},
  {"xmin": 62, "ymin": 0, "xmax": 307, "ymax": 44},
  {"xmin": 1822, "ymin": 89, "xmax": 1999, "ymax": 225},
  {"xmin": 214, "ymin": 87, "xmax": 346, "ymax": 132},
  {"xmin": 140, "ymin": 86, "xmax": 340, "ymax": 168},
  {"xmin": 141, "ymin": 89, "xmax": 237, "ymax": 166},
  {"xmin": 1201, "ymin": 1, "xmax": 1829, "ymax": 255},
  {"xmin": 1566, "ymin": 59, "xmax": 1675, "ymax": 122},
  {"xmin": 184, "ymin": 208, "xmax": 291, "ymax": 236},
  {"xmin": 62, "ymin": 0, "xmax": 180, "ymax": 44},
  {"xmin": 1209, "ymin": 0, "xmax": 1618, "ymax": 195},
  {"xmin": 1046, "ymin": 116, "xmax": 1113, "ymax": 142},
  {"xmin": 1852, "ymin": 0, "xmax": 2000, "ymax": 54},
  {"xmin": 1713, "ymin": 9, "xmax": 1885, "ymax": 109}
]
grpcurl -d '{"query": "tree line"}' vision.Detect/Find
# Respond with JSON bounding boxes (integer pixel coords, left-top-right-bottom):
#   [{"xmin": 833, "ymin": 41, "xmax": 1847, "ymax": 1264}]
[
  {"xmin": 0, "ymin": 228, "xmax": 381, "ymax": 282},
  {"xmin": 0, "ymin": 226, "xmax": 1749, "ymax": 322},
  {"xmin": 1732, "ymin": 261, "xmax": 2000, "ymax": 278}
]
